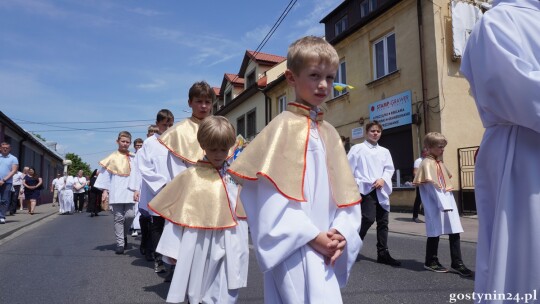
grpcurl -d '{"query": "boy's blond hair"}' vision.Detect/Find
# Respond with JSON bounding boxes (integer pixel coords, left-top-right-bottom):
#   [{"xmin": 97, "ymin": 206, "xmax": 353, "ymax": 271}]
[
  {"xmin": 197, "ymin": 116, "xmax": 236, "ymax": 150},
  {"xmin": 117, "ymin": 131, "xmax": 132, "ymax": 140},
  {"xmin": 287, "ymin": 36, "xmax": 339, "ymax": 74},
  {"xmin": 424, "ymin": 132, "xmax": 447, "ymax": 148},
  {"xmin": 189, "ymin": 81, "xmax": 216, "ymax": 102}
]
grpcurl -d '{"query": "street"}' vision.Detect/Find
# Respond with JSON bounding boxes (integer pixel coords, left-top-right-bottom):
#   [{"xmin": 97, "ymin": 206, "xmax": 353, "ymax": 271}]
[{"xmin": 0, "ymin": 209, "xmax": 475, "ymax": 304}]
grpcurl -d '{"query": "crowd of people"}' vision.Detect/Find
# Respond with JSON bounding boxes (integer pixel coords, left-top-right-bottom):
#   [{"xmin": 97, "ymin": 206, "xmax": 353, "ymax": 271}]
[
  {"xmin": 80, "ymin": 36, "xmax": 477, "ymax": 304},
  {"xmin": 3, "ymin": 2, "xmax": 537, "ymax": 300}
]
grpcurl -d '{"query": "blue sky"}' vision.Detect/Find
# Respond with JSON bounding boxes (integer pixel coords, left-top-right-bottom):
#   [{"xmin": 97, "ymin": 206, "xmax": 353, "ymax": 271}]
[{"xmin": 1, "ymin": 0, "xmax": 341, "ymax": 168}]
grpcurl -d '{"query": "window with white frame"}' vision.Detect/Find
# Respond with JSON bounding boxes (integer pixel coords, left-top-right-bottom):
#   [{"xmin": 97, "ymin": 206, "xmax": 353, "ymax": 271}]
[
  {"xmin": 335, "ymin": 15, "xmax": 348, "ymax": 36},
  {"xmin": 246, "ymin": 70, "xmax": 256, "ymax": 88},
  {"xmin": 246, "ymin": 109, "xmax": 256, "ymax": 139},
  {"xmin": 333, "ymin": 61, "xmax": 347, "ymax": 98},
  {"xmin": 372, "ymin": 32, "xmax": 397, "ymax": 80},
  {"xmin": 225, "ymin": 90, "xmax": 232, "ymax": 105},
  {"xmin": 278, "ymin": 95, "xmax": 287, "ymax": 113}
]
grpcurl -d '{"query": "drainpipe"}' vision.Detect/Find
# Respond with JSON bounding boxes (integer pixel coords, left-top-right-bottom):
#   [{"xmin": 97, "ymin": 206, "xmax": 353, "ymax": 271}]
[{"xmin": 417, "ymin": 0, "xmax": 429, "ymax": 134}]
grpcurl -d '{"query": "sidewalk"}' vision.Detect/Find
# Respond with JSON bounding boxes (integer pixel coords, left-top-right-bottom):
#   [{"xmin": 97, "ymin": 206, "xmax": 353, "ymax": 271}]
[
  {"xmin": 0, "ymin": 203, "xmax": 59, "ymax": 240},
  {"xmin": 0, "ymin": 203, "xmax": 479, "ymax": 244},
  {"xmin": 388, "ymin": 211, "xmax": 478, "ymax": 243}
]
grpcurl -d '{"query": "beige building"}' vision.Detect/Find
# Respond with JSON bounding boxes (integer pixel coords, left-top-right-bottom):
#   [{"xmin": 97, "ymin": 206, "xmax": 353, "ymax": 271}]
[
  {"xmin": 316, "ymin": 0, "xmax": 484, "ymax": 211},
  {"xmin": 215, "ymin": 51, "xmax": 286, "ymax": 140}
]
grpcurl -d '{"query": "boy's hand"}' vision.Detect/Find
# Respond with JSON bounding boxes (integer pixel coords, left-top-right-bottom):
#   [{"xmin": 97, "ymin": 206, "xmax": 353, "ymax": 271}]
[
  {"xmin": 133, "ymin": 190, "xmax": 140, "ymax": 202},
  {"xmin": 372, "ymin": 178, "xmax": 385, "ymax": 189},
  {"xmin": 309, "ymin": 232, "xmax": 335, "ymax": 261},
  {"xmin": 326, "ymin": 229, "xmax": 347, "ymax": 266},
  {"xmin": 102, "ymin": 191, "xmax": 108, "ymax": 202}
]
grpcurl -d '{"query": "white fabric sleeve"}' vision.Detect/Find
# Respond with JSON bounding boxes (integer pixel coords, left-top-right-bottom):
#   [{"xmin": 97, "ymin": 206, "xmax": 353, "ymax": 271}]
[
  {"xmin": 139, "ymin": 145, "xmax": 169, "ymax": 193},
  {"xmin": 94, "ymin": 168, "xmax": 111, "ymax": 191},
  {"xmin": 330, "ymin": 204, "xmax": 362, "ymax": 287},
  {"xmin": 241, "ymin": 178, "xmax": 320, "ymax": 272}
]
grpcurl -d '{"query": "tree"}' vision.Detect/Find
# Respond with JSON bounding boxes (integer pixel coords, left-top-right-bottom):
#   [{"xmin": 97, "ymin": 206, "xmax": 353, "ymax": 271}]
[
  {"xmin": 32, "ymin": 133, "xmax": 46, "ymax": 141},
  {"xmin": 65, "ymin": 152, "xmax": 92, "ymax": 177}
]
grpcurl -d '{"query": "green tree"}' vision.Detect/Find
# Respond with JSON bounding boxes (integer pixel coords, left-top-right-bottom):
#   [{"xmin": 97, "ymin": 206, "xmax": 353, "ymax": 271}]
[
  {"xmin": 65, "ymin": 152, "xmax": 92, "ymax": 177},
  {"xmin": 32, "ymin": 133, "xmax": 46, "ymax": 141}
]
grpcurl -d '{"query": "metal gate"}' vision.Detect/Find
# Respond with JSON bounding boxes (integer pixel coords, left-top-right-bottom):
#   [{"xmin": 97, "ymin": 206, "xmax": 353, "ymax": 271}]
[{"xmin": 457, "ymin": 146, "xmax": 479, "ymax": 214}]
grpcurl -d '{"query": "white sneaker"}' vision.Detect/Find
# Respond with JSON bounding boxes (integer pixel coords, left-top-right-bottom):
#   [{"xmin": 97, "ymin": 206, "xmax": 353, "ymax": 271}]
[
  {"xmin": 0, "ymin": 218, "xmax": 5, "ymax": 224},
  {"xmin": 131, "ymin": 230, "xmax": 138, "ymax": 237}
]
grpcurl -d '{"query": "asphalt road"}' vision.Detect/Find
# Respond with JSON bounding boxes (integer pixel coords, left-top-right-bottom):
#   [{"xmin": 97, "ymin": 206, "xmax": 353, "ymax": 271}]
[{"xmin": 0, "ymin": 212, "xmax": 475, "ymax": 303}]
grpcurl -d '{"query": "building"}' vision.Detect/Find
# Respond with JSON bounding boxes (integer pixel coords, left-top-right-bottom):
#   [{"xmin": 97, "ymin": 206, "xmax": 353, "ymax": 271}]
[
  {"xmin": 316, "ymin": 0, "xmax": 484, "ymax": 211},
  {"xmin": 215, "ymin": 50, "xmax": 286, "ymax": 140},
  {"xmin": 0, "ymin": 111, "xmax": 64, "ymax": 203}
]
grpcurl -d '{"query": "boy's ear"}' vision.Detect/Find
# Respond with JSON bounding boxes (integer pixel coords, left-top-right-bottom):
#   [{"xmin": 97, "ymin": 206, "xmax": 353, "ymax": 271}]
[{"xmin": 284, "ymin": 69, "xmax": 296, "ymax": 86}]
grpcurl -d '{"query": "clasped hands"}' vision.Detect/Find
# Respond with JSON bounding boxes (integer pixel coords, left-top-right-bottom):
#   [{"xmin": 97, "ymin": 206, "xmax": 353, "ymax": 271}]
[{"xmin": 309, "ymin": 228, "xmax": 346, "ymax": 266}]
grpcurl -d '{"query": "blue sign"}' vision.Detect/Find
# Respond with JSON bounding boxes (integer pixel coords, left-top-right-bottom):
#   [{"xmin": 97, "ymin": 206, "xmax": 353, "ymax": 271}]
[{"xmin": 369, "ymin": 90, "xmax": 412, "ymax": 129}]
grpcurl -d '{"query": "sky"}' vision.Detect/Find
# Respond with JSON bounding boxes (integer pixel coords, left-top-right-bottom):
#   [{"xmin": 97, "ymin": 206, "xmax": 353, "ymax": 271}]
[{"xmin": 0, "ymin": 0, "xmax": 342, "ymax": 169}]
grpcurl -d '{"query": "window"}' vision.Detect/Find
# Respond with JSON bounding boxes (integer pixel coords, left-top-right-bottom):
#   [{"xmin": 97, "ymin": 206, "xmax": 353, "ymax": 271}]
[
  {"xmin": 334, "ymin": 15, "xmax": 348, "ymax": 36},
  {"xmin": 225, "ymin": 90, "xmax": 232, "ymax": 105},
  {"xmin": 278, "ymin": 95, "xmax": 287, "ymax": 113},
  {"xmin": 237, "ymin": 115, "xmax": 245, "ymax": 137},
  {"xmin": 373, "ymin": 32, "xmax": 397, "ymax": 79},
  {"xmin": 360, "ymin": 0, "xmax": 377, "ymax": 17},
  {"xmin": 246, "ymin": 109, "xmax": 256, "ymax": 139},
  {"xmin": 333, "ymin": 61, "xmax": 347, "ymax": 98},
  {"xmin": 246, "ymin": 70, "xmax": 256, "ymax": 88}
]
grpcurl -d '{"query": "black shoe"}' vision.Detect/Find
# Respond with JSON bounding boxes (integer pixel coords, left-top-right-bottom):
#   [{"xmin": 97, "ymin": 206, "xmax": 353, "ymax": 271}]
[
  {"xmin": 145, "ymin": 251, "xmax": 154, "ymax": 262},
  {"xmin": 377, "ymin": 251, "xmax": 401, "ymax": 266},
  {"xmin": 115, "ymin": 246, "xmax": 125, "ymax": 255},
  {"xmin": 154, "ymin": 261, "xmax": 166, "ymax": 273},
  {"xmin": 164, "ymin": 266, "xmax": 175, "ymax": 282},
  {"xmin": 90, "ymin": 213, "xmax": 94, "ymax": 217},
  {"xmin": 451, "ymin": 263, "xmax": 473, "ymax": 277},
  {"xmin": 412, "ymin": 217, "xmax": 424, "ymax": 223},
  {"xmin": 424, "ymin": 261, "xmax": 448, "ymax": 273}
]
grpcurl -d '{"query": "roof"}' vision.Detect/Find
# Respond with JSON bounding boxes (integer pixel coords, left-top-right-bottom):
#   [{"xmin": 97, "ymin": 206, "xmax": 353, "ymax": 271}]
[
  {"xmin": 220, "ymin": 73, "xmax": 244, "ymax": 96},
  {"xmin": 239, "ymin": 50, "xmax": 286, "ymax": 76},
  {"xmin": 212, "ymin": 87, "xmax": 221, "ymax": 98}
]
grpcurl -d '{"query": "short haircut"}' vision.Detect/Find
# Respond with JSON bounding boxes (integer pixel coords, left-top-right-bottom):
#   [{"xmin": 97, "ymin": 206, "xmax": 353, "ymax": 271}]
[
  {"xmin": 156, "ymin": 109, "xmax": 174, "ymax": 123},
  {"xmin": 197, "ymin": 116, "xmax": 236, "ymax": 150},
  {"xmin": 424, "ymin": 132, "xmax": 447, "ymax": 148},
  {"xmin": 0, "ymin": 142, "xmax": 9, "ymax": 146},
  {"xmin": 147, "ymin": 124, "xmax": 159, "ymax": 134},
  {"xmin": 287, "ymin": 36, "xmax": 339, "ymax": 75},
  {"xmin": 366, "ymin": 120, "xmax": 383, "ymax": 133},
  {"xmin": 134, "ymin": 138, "xmax": 144, "ymax": 145},
  {"xmin": 117, "ymin": 131, "xmax": 132, "ymax": 140},
  {"xmin": 188, "ymin": 81, "xmax": 215, "ymax": 101}
]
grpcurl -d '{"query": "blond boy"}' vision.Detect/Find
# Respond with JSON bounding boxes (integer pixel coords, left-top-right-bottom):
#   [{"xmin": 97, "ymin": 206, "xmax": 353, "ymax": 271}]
[
  {"xmin": 228, "ymin": 36, "xmax": 362, "ymax": 303},
  {"xmin": 413, "ymin": 132, "xmax": 472, "ymax": 276},
  {"xmin": 150, "ymin": 116, "xmax": 248, "ymax": 303},
  {"xmin": 94, "ymin": 131, "xmax": 135, "ymax": 254}
]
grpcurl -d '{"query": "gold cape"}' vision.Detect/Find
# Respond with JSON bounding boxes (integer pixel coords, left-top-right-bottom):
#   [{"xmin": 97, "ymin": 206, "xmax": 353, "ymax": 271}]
[
  {"xmin": 228, "ymin": 102, "xmax": 361, "ymax": 207},
  {"xmin": 412, "ymin": 155, "xmax": 454, "ymax": 191},
  {"xmin": 98, "ymin": 151, "xmax": 133, "ymax": 176},
  {"xmin": 158, "ymin": 117, "xmax": 204, "ymax": 164},
  {"xmin": 148, "ymin": 161, "xmax": 246, "ymax": 229},
  {"xmin": 158, "ymin": 116, "xmax": 237, "ymax": 164}
]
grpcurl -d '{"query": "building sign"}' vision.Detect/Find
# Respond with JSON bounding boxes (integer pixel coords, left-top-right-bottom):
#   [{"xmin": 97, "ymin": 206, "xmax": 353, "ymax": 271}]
[
  {"xmin": 351, "ymin": 127, "xmax": 364, "ymax": 140},
  {"xmin": 369, "ymin": 90, "xmax": 412, "ymax": 129}
]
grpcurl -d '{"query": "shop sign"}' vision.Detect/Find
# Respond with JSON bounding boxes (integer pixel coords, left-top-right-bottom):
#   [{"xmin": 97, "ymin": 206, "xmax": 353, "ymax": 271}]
[{"xmin": 369, "ymin": 90, "xmax": 412, "ymax": 129}]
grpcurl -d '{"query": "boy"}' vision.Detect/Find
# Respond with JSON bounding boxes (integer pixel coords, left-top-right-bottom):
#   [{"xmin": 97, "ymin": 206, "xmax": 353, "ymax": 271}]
[
  {"xmin": 228, "ymin": 36, "xmax": 362, "ymax": 303},
  {"xmin": 149, "ymin": 116, "xmax": 248, "ymax": 304},
  {"xmin": 461, "ymin": 0, "xmax": 540, "ymax": 294},
  {"xmin": 347, "ymin": 121, "xmax": 401, "ymax": 266},
  {"xmin": 155, "ymin": 82, "xmax": 231, "ymax": 273},
  {"xmin": 128, "ymin": 109, "xmax": 174, "ymax": 267},
  {"xmin": 94, "ymin": 131, "xmax": 135, "ymax": 255},
  {"xmin": 413, "ymin": 132, "xmax": 472, "ymax": 276}
]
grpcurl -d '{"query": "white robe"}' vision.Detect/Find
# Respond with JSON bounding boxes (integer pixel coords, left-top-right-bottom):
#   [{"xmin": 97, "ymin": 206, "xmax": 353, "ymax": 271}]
[
  {"xmin": 347, "ymin": 141, "xmax": 395, "ymax": 211},
  {"xmin": 94, "ymin": 154, "xmax": 135, "ymax": 204},
  {"xmin": 418, "ymin": 184, "xmax": 463, "ymax": 237},
  {"xmin": 131, "ymin": 134, "xmax": 171, "ymax": 216},
  {"xmin": 461, "ymin": 0, "xmax": 540, "ymax": 295},
  {"xmin": 127, "ymin": 154, "xmax": 141, "ymax": 230},
  {"xmin": 241, "ymin": 127, "xmax": 362, "ymax": 304},
  {"xmin": 59, "ymin": 176, "xmax": 75, "ymax": 214},
  {"xmin": 156, "ymin": 173, "xmax": 249, "ymax": 304}
]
